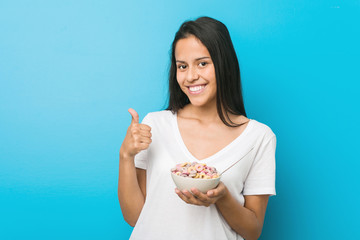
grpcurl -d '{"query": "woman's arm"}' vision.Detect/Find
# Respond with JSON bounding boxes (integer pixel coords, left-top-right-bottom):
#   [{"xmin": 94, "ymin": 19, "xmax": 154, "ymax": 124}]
[
  {"xmin": 118, "ymin": 109, "xmax": 151, "ymax": 227},
  {"xmin": 175, "ymin": 183, "xmax": 269, "ymax": 239},
  {"xmin": 118, "ymin": 154, "xmax": 146, "ymax": 227},
  {"xmin": 216, "ymin": 189, "xmax": 269, "ymax": 240}
]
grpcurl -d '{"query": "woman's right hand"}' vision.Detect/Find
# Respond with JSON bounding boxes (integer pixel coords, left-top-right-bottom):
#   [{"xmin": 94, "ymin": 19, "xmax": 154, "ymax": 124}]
[{"xmin": 120, "ymin": 108, "xmax": 152, "ymax": 159}]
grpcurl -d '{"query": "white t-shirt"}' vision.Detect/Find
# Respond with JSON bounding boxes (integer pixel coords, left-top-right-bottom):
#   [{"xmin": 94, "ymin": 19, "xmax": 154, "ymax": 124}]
[{"xmin": 130, "ymin": 110, "xmax": 276, "ymax": 240}]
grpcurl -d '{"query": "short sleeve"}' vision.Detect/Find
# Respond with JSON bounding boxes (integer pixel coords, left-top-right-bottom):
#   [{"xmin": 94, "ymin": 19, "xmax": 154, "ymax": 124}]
[
  {"xmin": 134, "ymin": 114, "xmax": 151, "ymax": 170},
  {"xmin": 243, "ymin": 134, "xmax": 276, "ymax": 196}
]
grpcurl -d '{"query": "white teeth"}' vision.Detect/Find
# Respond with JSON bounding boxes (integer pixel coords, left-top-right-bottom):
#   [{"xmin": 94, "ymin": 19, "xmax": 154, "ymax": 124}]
[{"xmin": 189, "ymin": 85, "xmax": 205, "ymax": 92}]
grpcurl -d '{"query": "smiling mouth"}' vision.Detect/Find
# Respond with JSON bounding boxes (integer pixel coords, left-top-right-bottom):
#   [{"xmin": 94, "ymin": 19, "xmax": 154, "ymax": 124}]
[{"xmin": 187, "ymin": 84, "xmax": 206, "ymax": 94}]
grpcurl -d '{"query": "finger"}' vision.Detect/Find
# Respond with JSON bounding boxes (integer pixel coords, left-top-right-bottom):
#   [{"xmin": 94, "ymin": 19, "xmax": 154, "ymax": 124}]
[
  {"xmin": 183, "ymin": 189, "xmax": 212, "ymax": 207},
  {"xmin": 207, "ymin": 182, "xmax": 225, "ymax": 198},
  {"xmin": 128, "ymin": 108, "xmax": 139, "ymax": 124},
  {"xmin": 207, "ymin": 190, "xmax": 215, "ymax": 198},
  {"xmin": 191, "ymin": 188, "xmax": 209, "ymax": 202},
  {"xmin": 182, "ymin": 190, "xmax": 201, "ymax": 205},
  {"xmin": 175, "ymin": 189, "xmax": 191, "ymax": 204},
  {"xmin": 181, "ymin": 189, "xmax": 193, "ymax": 198},
  {"xmin": 138, "ymin": 136, "xmax": 152, "ymax": 144},
  {"xmin": 139, "ymin": 129, "xmax": 152, "ymax": 138},
  {"xmin": 191, "ymin": 189, "xmax": 212, "ymax": 206},
  {"xmin": 136, "ymin": 142, "xmax": 150, "ymax": 151},
  {"xmin": 139, "ymin": 124, "xmax": 151, "ymax": 131},
  {"xmin": 130, "ymin": 125, "xmax": 151, "ymax": 137}
]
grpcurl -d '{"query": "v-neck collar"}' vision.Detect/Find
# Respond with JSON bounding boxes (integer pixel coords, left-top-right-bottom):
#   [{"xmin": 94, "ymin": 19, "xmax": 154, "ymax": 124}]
[{"xmin": 172, "ymin": 112, "xmax": 253, "ymax": 163}]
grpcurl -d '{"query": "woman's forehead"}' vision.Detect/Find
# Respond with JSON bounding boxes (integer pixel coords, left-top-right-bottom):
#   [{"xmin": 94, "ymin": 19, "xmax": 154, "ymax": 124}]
[{"xmin": 175, "ymin": 36, "xmax": 210, "ymax": 61}]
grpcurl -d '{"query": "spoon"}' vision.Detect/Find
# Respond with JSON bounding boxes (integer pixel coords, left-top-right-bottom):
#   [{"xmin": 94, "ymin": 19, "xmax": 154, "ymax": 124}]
[{"xmin": 219, "ymin": 146, "xmax": 255, "ymax": 176}]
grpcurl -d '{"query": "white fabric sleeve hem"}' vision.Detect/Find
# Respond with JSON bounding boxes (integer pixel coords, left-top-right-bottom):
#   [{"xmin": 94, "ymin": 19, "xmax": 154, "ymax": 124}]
[
  {"xmin": 134, "ymin": 152, "xmax": 147, "ymax": 170},
  {"xmin": 243, "ymin": 188, "xmax": 276, "ymax": 196}
]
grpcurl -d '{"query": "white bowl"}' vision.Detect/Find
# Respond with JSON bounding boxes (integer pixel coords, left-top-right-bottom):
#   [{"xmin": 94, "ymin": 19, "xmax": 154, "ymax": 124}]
[{"xmin": 171, "ymin": 172, "xmax": 221, "ymax": 193}]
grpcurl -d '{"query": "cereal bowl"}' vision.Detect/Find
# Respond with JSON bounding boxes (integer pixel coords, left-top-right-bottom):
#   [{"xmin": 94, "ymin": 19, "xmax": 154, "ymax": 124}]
[
  {"xmin": 171, "ymin": 172, "xmax": 221, "ymax": 193},
  {"xmin": 170, "ymin": 162, "xmax": 221, "ymax": 193}
]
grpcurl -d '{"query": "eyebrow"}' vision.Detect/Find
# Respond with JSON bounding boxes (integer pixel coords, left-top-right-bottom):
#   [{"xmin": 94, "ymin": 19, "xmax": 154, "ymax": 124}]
[{"xmin": 176, "ymin": 57, "xmax": 210, "ymax": 63}]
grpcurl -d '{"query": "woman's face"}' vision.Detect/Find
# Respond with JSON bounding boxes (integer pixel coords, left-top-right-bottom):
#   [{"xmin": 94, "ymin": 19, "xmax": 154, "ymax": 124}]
[{"xmin": 175, "ymin": 35, "xmax": 217, "ymax": 108}]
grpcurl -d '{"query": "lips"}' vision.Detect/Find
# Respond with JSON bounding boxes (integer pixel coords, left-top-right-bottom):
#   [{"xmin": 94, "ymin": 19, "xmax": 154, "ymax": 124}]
[{"xmin": 187, "ymin": 84, "xmax": 206, "ymax": 94}]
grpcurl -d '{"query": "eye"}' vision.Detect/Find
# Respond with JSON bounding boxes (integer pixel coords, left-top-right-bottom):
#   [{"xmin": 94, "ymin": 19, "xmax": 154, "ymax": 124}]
[
  {"xmin": 199, "ymin": 62, "xmax": 208, "ymax": 67},
  {"xmin": 178, "ymin": 64, "xmax": 187, "ymax": 70}
]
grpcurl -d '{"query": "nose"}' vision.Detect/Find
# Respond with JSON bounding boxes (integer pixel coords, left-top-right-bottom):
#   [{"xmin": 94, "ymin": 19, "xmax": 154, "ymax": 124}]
[{"xmin": 186, "ymin": 66, "xmax": 199, "ymax": 82}]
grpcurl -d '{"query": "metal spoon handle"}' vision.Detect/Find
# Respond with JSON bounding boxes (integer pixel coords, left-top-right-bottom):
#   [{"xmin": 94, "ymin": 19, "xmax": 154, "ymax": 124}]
[{"xmin": 220, "ymin": 146, "xmax": 255, "ymax": 176}]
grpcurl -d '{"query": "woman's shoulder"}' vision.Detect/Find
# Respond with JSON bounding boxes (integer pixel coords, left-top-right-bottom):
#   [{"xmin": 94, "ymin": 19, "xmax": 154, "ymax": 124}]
[
  {"xmin": 248, "ymin": 118, "xmax": 276, "ymax": 140},
  {"xmin": 142, "ymin": 110, "xmax": 174, "ymax": 123}
]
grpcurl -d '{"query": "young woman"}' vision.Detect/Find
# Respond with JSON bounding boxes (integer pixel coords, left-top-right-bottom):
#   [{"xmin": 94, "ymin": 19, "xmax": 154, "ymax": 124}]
[{"xmin": 118, "ymin": 17, "xmax": 276, "ymax": 240}]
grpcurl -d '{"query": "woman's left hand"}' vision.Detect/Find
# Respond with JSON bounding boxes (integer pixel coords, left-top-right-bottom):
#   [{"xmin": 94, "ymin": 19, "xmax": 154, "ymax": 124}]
[{"xmin": 175, "ymin": 182, "xmax": 228, "ymax": 207}]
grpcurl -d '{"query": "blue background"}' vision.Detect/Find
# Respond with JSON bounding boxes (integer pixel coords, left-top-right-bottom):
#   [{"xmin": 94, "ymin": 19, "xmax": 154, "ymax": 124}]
[{"xmin": 1, "ymin": 0, "xmax": 359, "ymax": 239}]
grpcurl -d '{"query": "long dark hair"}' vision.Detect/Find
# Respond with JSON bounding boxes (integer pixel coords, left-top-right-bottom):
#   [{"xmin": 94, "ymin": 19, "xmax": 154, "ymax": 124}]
[{"xmin": 167, "ymin": 16, "xmax": 247, "ymax": 127}]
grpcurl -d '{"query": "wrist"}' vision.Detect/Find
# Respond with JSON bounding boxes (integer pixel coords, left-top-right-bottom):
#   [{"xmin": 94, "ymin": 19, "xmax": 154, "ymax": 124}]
[
  {"xmin": 119, "ymin": 148, "xmax": 135, "ymax": 161},
  {"xmin": 216, "ymin": 186, "xmax": 231, "ymax": 205}
]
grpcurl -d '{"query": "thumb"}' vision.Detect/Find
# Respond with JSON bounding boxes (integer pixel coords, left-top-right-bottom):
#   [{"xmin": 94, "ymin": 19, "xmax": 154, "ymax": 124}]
[{"xmin": 128, "ymin": 108, "xmax": 139, "ymax": 123}]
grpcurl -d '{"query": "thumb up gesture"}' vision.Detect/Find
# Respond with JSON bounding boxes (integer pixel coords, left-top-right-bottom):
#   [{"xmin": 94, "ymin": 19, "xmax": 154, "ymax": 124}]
[{"xmin": 120, "ymin": 108, "xmax": 152, "ymax": 159}]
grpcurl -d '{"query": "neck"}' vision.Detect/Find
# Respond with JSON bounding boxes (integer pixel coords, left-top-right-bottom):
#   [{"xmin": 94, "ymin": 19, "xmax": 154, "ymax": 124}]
[{"xmin": 181, "ymin": 102, "xmax": 221, "ymax": 123}]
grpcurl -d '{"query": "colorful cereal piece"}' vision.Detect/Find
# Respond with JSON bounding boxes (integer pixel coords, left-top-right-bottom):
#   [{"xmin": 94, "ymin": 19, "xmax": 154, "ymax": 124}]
[
  {"xmin": 195, "ymin": 164, "xmax": 204, "ymax": 172},
  {"xmin": 171, "ymin": 162, "xmax": 218, "ymax": 179}
]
